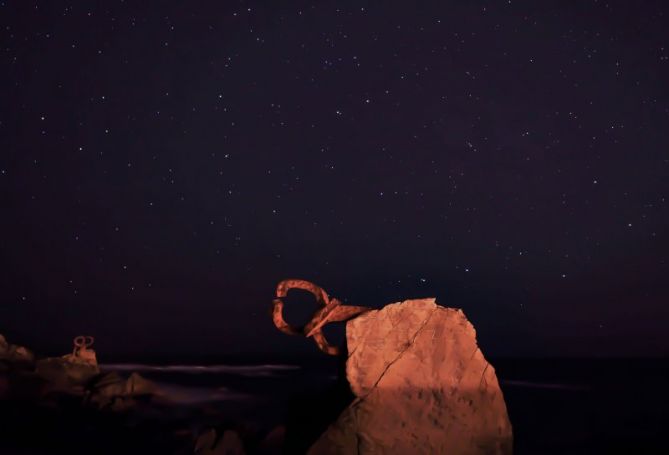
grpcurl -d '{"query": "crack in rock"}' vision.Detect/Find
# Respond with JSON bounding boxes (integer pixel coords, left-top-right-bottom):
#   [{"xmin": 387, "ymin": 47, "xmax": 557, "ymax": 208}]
[
  {"xmin": 360, "ymin": 306, "xmax": 438, "ymax": 399},
  {"xmin": 479, "ymin": 362, "xmax": 490, "ymax": 389},
  {"xmin": 451, "ymin": 346, "xmax": 481, "ymax": 393}
]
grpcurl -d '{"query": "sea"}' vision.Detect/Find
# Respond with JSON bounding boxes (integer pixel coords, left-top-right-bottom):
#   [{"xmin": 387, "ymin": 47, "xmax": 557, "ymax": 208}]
[
  {"xmin": 99, "ymin": 357, "xmax": 667, "ymax": 454},
  {"xmin": 1, "ymin": 357, "xmax": 666, "ymax": 454}
]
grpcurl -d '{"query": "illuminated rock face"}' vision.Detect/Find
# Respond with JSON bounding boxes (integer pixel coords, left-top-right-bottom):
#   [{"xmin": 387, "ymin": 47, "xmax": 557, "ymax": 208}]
[
  {"xmin": 309, "ymin": 299, "xmax": 513, "ymax": 455},
  {"xmin": 194, "ymin": 429, "xmax": 246, "ymax": 455}
]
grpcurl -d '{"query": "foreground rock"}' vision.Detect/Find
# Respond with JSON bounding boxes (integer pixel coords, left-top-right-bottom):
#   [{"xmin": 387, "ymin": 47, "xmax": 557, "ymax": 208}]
[
  {"xmin": 36, "ymin": 336, "xmax": 100, "ymax": 389},
  {"xmin": 0, "ymin": 334, "xmax": 35, "ymax": 368},
  {"xmin": 86, "ymin": 371, "xmax": 161, "ymax": 411},
  {"xmin": 309, "ymin": 298, "xmax": 513, "ymax": 455}
]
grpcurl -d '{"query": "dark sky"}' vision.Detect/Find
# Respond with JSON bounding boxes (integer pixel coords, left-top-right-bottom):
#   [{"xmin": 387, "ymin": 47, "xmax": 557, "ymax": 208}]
[{"xmin": 1, "ymin": 1, "xmax": 668, "ymax": 359}]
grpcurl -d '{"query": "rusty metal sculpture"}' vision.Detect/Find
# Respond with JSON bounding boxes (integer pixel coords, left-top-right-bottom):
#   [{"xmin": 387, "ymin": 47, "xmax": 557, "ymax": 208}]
[
  {"xmin": 73, "ymin": 335, "xmax": 94, "ymax": 355},
  {"xmin": 272, "ymin": 279, "xmax": 370, "ymax": 355},
  {"xmin": 68, "ymin": 335, "xmax": 97, "ymax": 366}
]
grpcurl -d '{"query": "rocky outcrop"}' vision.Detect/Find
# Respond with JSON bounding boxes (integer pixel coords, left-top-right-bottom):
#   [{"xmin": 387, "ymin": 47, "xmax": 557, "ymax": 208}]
[
  {"xmin": 0, "ymin": 334, "xmax": 40, "ymax": 400},
  {"xmin": 0, "ymin": 334, "xmax": 35, "ymax": 368},
  {"xmin": 309, "ymin": 298, "xmax": 513, "ymax": 455},
  {"xmin": 86, "ymin": 372, "xmax": 160, "ymax": 411},
  {"xmin": 195, "ymin": 428, "xmax": 245, "ymax": 455},
  {"xmin": 35, "ymin": 337, "xmax": 100, "ymax": 388},
  {"xmin": 36, "ymin": 356, "xmax": 99, "ymax": 389},
  {"xmin": 259, "ymin": 425, "xmax": 286, "ymax": 452}
]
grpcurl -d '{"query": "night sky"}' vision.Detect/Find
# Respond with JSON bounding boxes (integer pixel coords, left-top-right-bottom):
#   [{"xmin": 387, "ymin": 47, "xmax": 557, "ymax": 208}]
[{"xmin": 1, "ymin": 1, "xmax": 668, "ymax": 359}]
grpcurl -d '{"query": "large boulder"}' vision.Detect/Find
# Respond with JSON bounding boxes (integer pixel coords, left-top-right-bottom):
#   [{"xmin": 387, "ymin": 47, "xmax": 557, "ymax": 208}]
[
  {"xmin": 86, "ymin": 371, "xmax": 160, "ymax": 411},
  {"xmin": 309, "ymin": 298, "xmax": 513, "ymax": 455},
  {"xmin": 35, "ymin": 340, "xmax": 100, "ymax": 389}
]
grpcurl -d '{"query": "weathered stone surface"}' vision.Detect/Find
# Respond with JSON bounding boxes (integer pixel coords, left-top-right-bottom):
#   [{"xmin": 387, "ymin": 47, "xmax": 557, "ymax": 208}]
[
  {"xmin": 309, "ymin": 298, "xmax": 513, "ymax": 455},
  {"xmin": 36, "ymin": 357, "xmax": 99, "ymax": 388}
]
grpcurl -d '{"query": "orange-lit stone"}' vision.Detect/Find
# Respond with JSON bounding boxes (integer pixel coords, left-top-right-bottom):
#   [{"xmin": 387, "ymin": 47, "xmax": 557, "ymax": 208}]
[{"xmin": 309, "ymin": 298, "xmax": 513, "ymax": 455}]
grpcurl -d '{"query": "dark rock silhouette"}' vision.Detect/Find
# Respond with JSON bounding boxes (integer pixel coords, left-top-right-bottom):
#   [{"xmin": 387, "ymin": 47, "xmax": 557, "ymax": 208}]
[
  {"xmin": 2, "ymin": 294, "xmax": 514, "ymax": 454},
  {"xmin": 36, "ymin": 335, "xmax": 100, "ymax": 389},
  {"xmin": 0, "ymin": 333, "xmax": 35, "ymax": 368},
  {"xmin": 86, "ymin": 371, "xmax": 161, "ymax": 411},
  {"xmin": 258, "ymin": 425, "xmax": 286, "ymax": 453}
]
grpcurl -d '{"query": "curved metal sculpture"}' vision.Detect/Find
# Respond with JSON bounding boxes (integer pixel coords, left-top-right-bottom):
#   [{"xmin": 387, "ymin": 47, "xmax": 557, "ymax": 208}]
[
  {"xmin": 70, "ymin": 335, "xmax": 97, "ymax": 365},
  {"xmin": 73, "ymin": 335, "xmax": 94, "ymax": 356},
  {"xmin": 272, "ymin": 279, "xmax": 370, "ymax": 355}
]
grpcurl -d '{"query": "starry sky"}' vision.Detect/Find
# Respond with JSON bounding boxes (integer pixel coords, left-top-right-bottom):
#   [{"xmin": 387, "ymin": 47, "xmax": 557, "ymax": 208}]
[{"xmin": 1, "ymin": 1, "xmax": 668, "ymax": 359}]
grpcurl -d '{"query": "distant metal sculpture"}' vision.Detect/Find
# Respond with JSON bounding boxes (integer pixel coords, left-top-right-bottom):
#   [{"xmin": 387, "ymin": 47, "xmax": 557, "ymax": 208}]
[
  {"xmin": 69, "ymin": 335, "xmax": 97, "ymax": 365},
  {"xmin": 272, "ymin": 279, "xmax": 370, "ymax": 355},
  {"xmin": 35, "ymin": 335, "xmax": 99, "ymax": 385}
]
